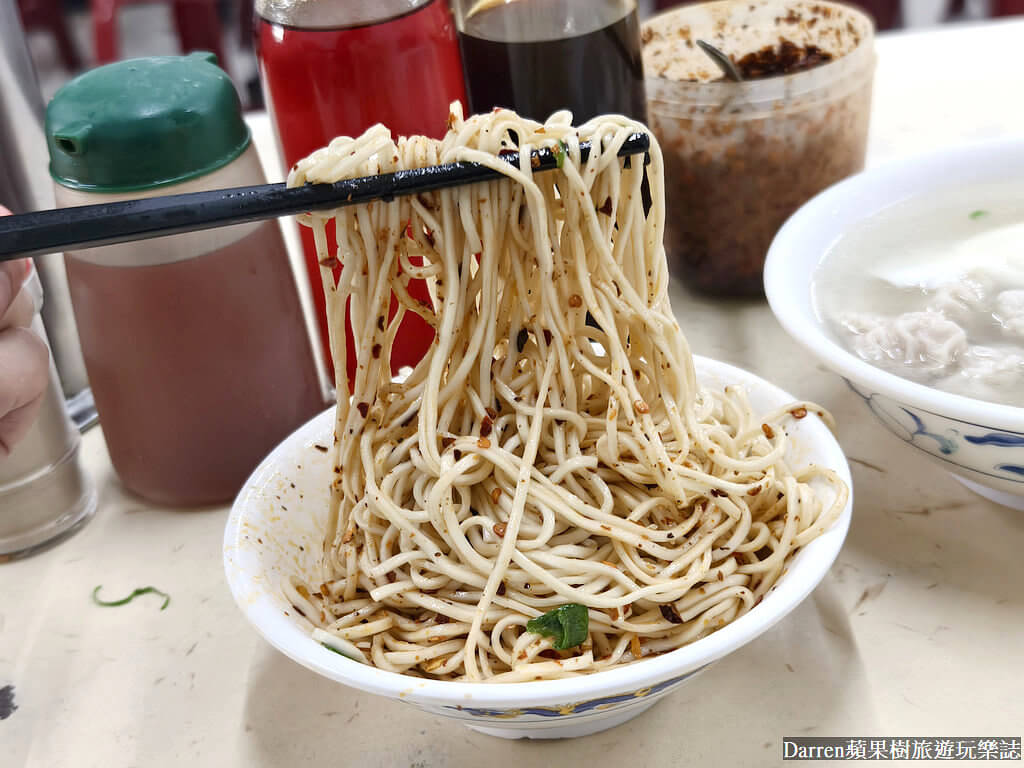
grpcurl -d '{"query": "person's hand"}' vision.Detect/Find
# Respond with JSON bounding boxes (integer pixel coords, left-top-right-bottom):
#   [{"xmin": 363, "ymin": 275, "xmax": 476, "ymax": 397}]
[{"xmin": 0, "ymin": 207, "xmax": 49, "ymax": 456}]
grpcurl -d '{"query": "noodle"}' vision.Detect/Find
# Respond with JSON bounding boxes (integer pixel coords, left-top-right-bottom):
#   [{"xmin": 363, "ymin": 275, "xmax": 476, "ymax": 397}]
[{"xmin": 285, "ymin": 105, "xmax": 848, "ymax": 682}]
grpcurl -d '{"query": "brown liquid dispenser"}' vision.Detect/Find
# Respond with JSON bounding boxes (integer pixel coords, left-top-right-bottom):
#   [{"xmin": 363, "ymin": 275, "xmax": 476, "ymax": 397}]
[{"xmin": 46, "ymin": 53, "xmax": 324, "ymax": 506}]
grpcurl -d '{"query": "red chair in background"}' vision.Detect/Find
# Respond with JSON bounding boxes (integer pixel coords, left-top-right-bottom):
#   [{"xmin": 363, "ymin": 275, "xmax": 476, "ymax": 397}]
[
  {"xmin": 91, "ymin": 0, "xmax": 226, "ymax": 65},
  {"xmin": 850, "ymin": 0, "xmax": 902, "ymax": 29},
  {"xmin": 652, "ymin": 0, "xmax": 903, "ymax": 29},
  {"xmin": 650, "ymin": 0, "xmax": 1024, "ymax": 27},
  {"xmin": 17, "ymin": 0, "xmax": 82, "ymax": 70}
]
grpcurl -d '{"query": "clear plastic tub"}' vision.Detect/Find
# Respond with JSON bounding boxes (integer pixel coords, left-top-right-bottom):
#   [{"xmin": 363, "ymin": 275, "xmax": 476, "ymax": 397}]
[{"xmin": 643, "ymin": 0, "xmax": 875, "ymax": 296}]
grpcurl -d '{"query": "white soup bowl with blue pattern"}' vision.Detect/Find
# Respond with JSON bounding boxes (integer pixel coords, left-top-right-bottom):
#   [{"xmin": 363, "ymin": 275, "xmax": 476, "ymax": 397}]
[{"xmin": 765, "ymin": 138, "xmax": 1024, "ymax": 510}]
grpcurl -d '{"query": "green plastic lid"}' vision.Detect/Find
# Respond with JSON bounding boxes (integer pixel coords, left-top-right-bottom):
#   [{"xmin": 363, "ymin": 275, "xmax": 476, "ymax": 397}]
[{"xmin": 45, "ymin": 52, "xmax": 251, "ymax": 192}]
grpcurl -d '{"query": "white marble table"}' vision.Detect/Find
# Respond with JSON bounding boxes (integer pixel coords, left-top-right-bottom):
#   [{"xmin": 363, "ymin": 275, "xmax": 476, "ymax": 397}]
[{"xmin": 4, "ymin": 19, "xmax": 1024, "ymax": 768}]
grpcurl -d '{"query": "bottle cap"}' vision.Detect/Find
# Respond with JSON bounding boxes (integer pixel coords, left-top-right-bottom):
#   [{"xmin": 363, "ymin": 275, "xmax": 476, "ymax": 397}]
[{"xmin": 45, "ymin": 53, "xmax": 250, "ymax": 191}]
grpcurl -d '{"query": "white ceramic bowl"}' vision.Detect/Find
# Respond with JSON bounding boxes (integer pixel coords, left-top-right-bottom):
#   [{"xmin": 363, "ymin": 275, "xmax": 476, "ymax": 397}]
[
  {"xmin": 765, "ymin": 138, "xmax": 1024, "ymax": 510},
  {"xmin": 224, "ymin": 356, "xmax": 852, "ymax": 739}
]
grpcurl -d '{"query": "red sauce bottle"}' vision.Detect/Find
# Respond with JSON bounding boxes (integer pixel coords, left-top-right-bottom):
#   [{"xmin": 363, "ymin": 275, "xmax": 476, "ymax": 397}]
[{"xmin": 255, "ymin": 0, "xmax": 467, "ymax": 381}]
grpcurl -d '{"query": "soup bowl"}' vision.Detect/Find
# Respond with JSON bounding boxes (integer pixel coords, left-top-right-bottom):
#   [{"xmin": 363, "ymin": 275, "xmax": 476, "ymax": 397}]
[
  {"xmin": 224, "ymin": 356, "xmax": 852, "ymax": 740},
  {"xmin": 765, "ymin": 138, "xmax": 1024, "ymax": 510}
]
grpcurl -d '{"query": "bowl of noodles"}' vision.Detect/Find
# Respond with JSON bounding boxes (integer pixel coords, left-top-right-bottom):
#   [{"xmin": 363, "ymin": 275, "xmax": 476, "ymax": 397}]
[{"xmin": 224, "ymin": 106, "xmax": 852, "ymax": 739}]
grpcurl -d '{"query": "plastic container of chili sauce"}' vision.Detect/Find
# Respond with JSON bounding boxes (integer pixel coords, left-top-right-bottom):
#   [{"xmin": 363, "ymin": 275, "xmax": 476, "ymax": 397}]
[{"xmin": 643, "ymin": 0, "xmax": 875, "ymax": 296}]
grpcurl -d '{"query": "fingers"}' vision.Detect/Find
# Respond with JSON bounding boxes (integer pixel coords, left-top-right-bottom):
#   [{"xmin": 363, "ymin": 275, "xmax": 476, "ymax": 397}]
[
  {"xmin": 0, "ymin": 259, "xmax": 31, "ymax": 322},
  {"xmin": 0, "ymin": 207, "xmax": 48, "ymax": 455},
  {"xmin": 0, "ymin": 282, "xmax": 34, "ymax": 329},
  {"xmin": 0, "ymin": 206, "xmax": 32, "ymax": 327},
  {"xmin": 0, "ymin": 326, "xmax": 50, "ymax": 457}
]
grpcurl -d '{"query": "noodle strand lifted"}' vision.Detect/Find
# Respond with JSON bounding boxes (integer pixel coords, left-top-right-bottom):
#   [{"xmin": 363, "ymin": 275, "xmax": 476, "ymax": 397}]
[{"xmin": 284, "ymin": 105, "xmax": 848, "ymax": 682}]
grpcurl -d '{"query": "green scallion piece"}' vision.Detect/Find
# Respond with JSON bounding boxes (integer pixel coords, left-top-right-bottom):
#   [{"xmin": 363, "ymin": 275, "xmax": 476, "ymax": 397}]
[
  {"xmin": 553, "ymin": 140, "xmax": 569, "ymax": 169},
  {"xmin": 526, "ymin": 603, "xmax": 589, "ymax": 650},
  {"xmin": 312, "ymin": 628, "xmax": 367, "ymax": 663},
  {"xmin": 92, "ymin": 585, "xmax": 170, "ymax": 611}
]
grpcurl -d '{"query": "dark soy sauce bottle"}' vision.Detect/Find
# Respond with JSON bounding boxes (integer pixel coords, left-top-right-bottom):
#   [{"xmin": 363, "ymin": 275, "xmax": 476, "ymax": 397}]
[{"xmin": 454, "ymin": 0, "xmax": 647, "ymax": 125}]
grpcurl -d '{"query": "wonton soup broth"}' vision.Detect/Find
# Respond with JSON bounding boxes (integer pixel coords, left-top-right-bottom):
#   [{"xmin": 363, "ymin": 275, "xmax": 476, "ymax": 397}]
[{"xmin": 812, "ymin": 182, "xmax": 1024, "ymax": 408}]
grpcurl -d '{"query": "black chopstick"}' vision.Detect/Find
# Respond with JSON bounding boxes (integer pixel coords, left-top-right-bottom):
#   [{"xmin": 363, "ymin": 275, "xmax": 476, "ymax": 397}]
[{"xmin": 0, "ymin": 132, "xmax": 650, "ymax": 262}]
